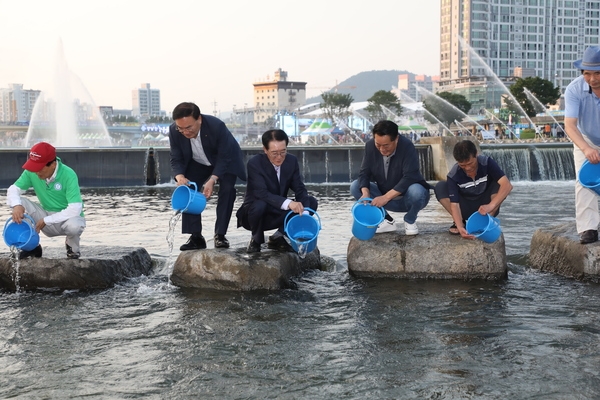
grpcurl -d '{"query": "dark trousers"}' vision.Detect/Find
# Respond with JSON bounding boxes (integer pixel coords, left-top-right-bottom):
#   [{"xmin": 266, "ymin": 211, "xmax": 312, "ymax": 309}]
[
  {"xmin": 237, "ymin": 196, "xmax": 318, "ymax": 244},
  {"xmin": 434, "ymin": 180, "xmax": 501, "ymax": 219},
  {"xmin": 181, "ymin": 160, "xmax": 237, "ymax": 237}
]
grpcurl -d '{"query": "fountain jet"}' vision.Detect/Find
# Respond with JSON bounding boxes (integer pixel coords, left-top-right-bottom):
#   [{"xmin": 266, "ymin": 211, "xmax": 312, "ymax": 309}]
[
  {"xmin": 396, "ymin": 91, "xmax": 454, "ymax": 136},
  {"xmin": 522, "ymin": 87, "xmax": 567, "ymax": 138},
  {"xmin": 457, "ymin": 36, "xmax": 538, "ymax": 134},
  {"xmin": 25, "ymin": 39, "xmax": 112, "ymax": 148}
]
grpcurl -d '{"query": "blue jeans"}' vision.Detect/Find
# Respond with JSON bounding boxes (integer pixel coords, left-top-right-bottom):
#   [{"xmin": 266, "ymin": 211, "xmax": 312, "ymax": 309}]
[{"xmin": 350, "ymin": 180, "xmax": 430, "ymax": 224}]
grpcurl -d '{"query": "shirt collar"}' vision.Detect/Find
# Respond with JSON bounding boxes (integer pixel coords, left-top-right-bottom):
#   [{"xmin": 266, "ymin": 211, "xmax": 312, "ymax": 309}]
[{"xmin": 46, "ymin": 160, "xmax": 59, "ymax": 184}]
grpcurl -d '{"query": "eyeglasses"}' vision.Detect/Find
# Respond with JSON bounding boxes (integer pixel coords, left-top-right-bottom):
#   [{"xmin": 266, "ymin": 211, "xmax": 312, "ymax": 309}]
[
  {"xmin": 176, "ymin": 119, "xmax": 199, "ymax": 133},
  {"xmin": 268, "ymin": 149, "xmax": 287, "ymax": 158},
  {"xmin": 176, "ymin": 124, "xmax": 195, "ymax": 133}
]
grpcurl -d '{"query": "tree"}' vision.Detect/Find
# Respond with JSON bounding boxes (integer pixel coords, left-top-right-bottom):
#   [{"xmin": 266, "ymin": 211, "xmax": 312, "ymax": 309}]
[
  {"xmin": 508, "ymin": 77, "xmax": 561, "ymax": 117},
  {"xmin": 365, "ymin": 90, "xmax": 403, "ymax": 122},
  {"xmin": 320, "ymin": 92, "xmax": 354, "ymax": 124},
  {"xmin": 422, "ymin": 91, "xmax": 472, "ymax": 127}
]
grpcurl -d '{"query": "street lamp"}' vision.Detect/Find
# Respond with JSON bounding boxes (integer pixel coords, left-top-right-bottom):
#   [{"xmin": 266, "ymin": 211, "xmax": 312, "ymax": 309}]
[{"xmin": 244, "ymin": 103, "xmax": 248, "ymax": 136}]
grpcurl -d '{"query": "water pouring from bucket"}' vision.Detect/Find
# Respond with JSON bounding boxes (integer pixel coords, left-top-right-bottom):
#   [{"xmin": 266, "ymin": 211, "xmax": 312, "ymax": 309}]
[
  {"xmin": 466, "ymin": 212, "xmax": 502, "ymax": 243},
  {"xmin": 3, "ymin": 214, "xmax": 40, "ymax": 251},
  {"xmin": 171, "ymin": 182, "xmax": 206, "ymax": 214},
  {"xmin": 284, "ymin": 208, "xmax": 321, "ymax": 257},
  {"xmin": 351, "ymin": 198, "xmax": 385, "ymax": 240}
]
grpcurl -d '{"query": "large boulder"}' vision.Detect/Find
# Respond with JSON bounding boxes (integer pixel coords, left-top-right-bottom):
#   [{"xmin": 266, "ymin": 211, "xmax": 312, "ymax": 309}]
[
  {"xmin": 0, "ymin": 246, "xmax": 153, "ymax": 291},
  {"xmin": 347, "ymin": 223, "xmax": 507, "ymax": 280},
  {"xmin": 170, "ymin": 248, "xmax": 321, "ymax": 291},
  {"xmin": 529, "ymin": 223, "xmax": 600, "ymax": 281}
]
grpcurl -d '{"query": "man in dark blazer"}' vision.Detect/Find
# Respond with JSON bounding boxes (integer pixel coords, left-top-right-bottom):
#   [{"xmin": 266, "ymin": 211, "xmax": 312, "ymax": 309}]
[
  {"xmin": 236, "ymin": 129, "xmax": 318, "ymax": 253},
  {"xmin": 351, "ymin": 120, "xmax": 431, "ymax": 235},
  {"xmin": 169, "ymin": 102, "xmax": 246, "ymax": 251}
]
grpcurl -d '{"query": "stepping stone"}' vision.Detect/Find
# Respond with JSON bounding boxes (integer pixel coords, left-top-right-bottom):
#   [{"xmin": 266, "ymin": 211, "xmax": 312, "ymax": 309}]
[
  {"xmin": 171, "ymin": 247, "xmax": 321, "ymax": 291},
  {"xmin": 347, "ymin": 222, "xmax": 507, "ymax": 280},
  {"xmin": 0, "ymin": 246, "xmax": 153, "ymax": 291}
]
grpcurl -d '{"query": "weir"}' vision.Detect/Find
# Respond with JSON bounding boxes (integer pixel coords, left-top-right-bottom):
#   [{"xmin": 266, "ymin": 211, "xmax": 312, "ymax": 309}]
[
  {"xmin": 480, "ymin": 143, "xmax": 574, "ymax": 181},
  {"xmin": 0, "ymin": 142, "xmax": 573, "ymax": 188}
]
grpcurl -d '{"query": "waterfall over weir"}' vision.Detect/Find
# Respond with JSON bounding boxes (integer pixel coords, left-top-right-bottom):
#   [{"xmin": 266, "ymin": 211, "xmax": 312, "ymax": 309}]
[{"xmin": 481, "ymin": 144, "xmax": 575, "ymax": 181}]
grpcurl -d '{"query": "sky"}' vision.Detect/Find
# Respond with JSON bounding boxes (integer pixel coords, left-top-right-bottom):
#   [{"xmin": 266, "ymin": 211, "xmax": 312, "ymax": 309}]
[{"xmin": 0, "ymin": 0, "xmax": 440, "ymax": 116}]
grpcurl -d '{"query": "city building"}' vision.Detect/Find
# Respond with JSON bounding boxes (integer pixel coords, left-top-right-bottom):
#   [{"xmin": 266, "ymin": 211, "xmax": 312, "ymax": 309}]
[
  {"xmin": 252, "ymin": 69, "xmax": 307, "ymax": 123},
  {"xmin": 132, "ymin": 83, "xmax": 161, "ymax": 117},
  {"xmin": 0, "ymin": 84, "xmax": 40, "ymax": 123},
  {"xmin": 393, "ymin": 73, "xmax": 440, "ymax": 102},
  {"xmin": 439, "ymin": 0, "xmax": 600, "ymax": 109}
]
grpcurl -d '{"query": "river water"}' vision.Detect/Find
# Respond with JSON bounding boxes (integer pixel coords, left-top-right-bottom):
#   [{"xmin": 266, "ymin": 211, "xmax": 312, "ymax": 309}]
[{"xmin": 1, "ymin": 181, "xmax": 600, "ymax": 399}]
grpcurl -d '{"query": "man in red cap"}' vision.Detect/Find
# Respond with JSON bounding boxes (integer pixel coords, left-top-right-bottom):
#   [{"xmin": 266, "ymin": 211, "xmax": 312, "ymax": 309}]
[{"xmin": 6, "ymin": 142, "xmax": 86, "ymax": 259}]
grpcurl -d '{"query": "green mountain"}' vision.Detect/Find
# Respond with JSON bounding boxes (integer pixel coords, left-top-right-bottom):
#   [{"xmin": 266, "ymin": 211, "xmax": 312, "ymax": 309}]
[{"xmin": 305, "ymin": 69, "xmax": 410, "ymax": 104}]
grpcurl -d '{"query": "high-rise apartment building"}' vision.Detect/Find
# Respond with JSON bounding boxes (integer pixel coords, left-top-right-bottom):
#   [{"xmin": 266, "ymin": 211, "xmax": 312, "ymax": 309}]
[
  {"xmin": 0, "ymin": 84, "xmax": 40, "ymax": 122},
  {"xmin": 394, "ymin": 73, "xmax": 440, "ymax": 102},
  {"xmin": 132, "ymin": 83, "xmax": 161, "ymax": 117},
  {"xmin": 253, "ymin": 69, "xmax": 306, "ymax": 123},
  {"xmin": 439, "ymin": 0, "xmax": 600, "ymax": 109}
]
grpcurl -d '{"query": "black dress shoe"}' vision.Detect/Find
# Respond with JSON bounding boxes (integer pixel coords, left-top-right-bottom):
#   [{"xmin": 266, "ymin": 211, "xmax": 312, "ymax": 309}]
[
  {"xmin": 19, "ymin": 244, "xmax": 43, "ymax": 259},
  {"xmin": 267, "ymin": 236, "xmax": 295, "ymax": 252},
  {"xmin": 580, "ymin": 229, "xmax": 598, "ymax": 244},
  {"xmin": 246, "ymin": 238, "xmax": 261, "ymax": 253},
  {"xmin": 66, "ymin": 244, "xmax": 80, "ymax": 259},
  {"xmin": 180, "ymin": 235, "xmax": 207, "ymax": 251},
  {"xmin": 214, "ymin": 234, "xmax": 230, "ymax": 249}
]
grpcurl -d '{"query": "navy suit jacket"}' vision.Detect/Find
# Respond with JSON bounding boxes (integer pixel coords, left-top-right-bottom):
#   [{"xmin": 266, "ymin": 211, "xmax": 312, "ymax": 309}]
[
  {"xmin": 169, "ymin": 114, "xmax": 246, "ymax": 181},
  {"xmin": 241, "ymin": 153, "xmax": 310, "ymax": 208},
  {"xmin": 358, "ymin": 136, "xmax": 430, "ymax": 195}
]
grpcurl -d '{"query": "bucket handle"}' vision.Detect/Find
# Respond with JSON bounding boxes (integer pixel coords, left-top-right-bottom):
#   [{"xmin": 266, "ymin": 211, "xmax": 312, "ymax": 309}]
[
  {"xmin": 181, "ymin": 182, "xmax": 198, "ymax": 213},
  {"xmin": 284, "ymin": 207, "xmax": 321, "ymax": 232},
  {"xmin": 352, "ymin": 198, "xmax": 385, "ymax": 220}
]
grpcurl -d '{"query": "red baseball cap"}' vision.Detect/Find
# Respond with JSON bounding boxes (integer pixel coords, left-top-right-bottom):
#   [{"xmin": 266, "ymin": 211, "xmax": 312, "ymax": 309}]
[{"xmin": 22, "ymin": 142, "xmax": 57, "ymax": 172}]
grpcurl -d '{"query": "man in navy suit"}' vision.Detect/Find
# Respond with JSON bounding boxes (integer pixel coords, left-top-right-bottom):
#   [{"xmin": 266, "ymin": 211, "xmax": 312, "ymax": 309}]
[
  {"xmin": 236, "ymin": 129, "xmax": 318, "ymax": 253},
  {"xmin": 351, "ymin": 120, "xmax": 431, "ymax": 235},
  {"xmin": 169, "ymin": 102, "xmax": 246, "ymax": 251}
]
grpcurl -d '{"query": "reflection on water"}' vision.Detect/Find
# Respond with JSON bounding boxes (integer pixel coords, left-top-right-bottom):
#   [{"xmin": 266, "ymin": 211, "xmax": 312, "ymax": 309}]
[{"xmin": 1, "ymin": 182, "xmax": 600, "ymax": 398}]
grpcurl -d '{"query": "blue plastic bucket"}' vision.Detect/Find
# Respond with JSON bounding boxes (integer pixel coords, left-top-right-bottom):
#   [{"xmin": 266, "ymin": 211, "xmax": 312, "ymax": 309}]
[
  {"xmin": 578, "ymin": 160, "xmax": 600, "ymax": 196},
  {"xmin": 284, "ymin": 208, "xmax": 321, "ymax": 254},
  {"xmin": 3, "ymin": 214, "xmax": 40, "ymax": 251},
  {"xmin": 466, "ymin": 212, "xmax": 501, "ymax": 243},
  {"xmin": 351, "ymin": 199, "xmax": 385, "ymax": 240},
  {"xmin": 171, "ymin": 182, "xmax": 206, "ymax": 214}
]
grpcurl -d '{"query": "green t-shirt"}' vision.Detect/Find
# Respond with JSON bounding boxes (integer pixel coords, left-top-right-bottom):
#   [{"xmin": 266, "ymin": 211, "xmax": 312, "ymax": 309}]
[{"xmin": 14, "ymin": 157, "xmax": 84, "ymax": 216}]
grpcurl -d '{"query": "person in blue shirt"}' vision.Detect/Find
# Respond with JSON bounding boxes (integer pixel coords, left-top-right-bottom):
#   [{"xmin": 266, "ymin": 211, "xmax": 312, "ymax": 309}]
[
  {"xmin": 434, "ymin": 140, "xmax": 512, "ymax": 239},
  {"xmin": 565, "ymin": 45, "xmax": 600, "ymax": 244}
]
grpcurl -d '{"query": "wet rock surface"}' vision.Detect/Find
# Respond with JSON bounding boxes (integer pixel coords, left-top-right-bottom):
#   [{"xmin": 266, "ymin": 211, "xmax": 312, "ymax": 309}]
[
  {"xmin": 347, "ymin": 222, "xmax": 507, "ymax": 280},
  {"xmin": 0, "ymin": 246, "xmax": 153, "ymax": 291},
  {"xmin": 171, "ymin": 247, "xmax": 322, "ymax": 291},
  {"xmin": 529, "ymin": 223, "xmax": 600, "ymax": 281}
]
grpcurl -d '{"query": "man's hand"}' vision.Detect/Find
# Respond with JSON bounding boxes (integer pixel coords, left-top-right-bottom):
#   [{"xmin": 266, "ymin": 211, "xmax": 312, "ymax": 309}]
[
  {"xmin": 458, "ymin": 226, "xmax": 475, "ymax": 240},
  {"xmin": 289, "ymin": 201, "xmax": 304, "ymax": 215},
  {"xmin": 584, "ymin": 147, "xmax": 600, "ymax": 164},
  {"xmin": 175, "ymin": 174, "xmax": 189, "ymax": 186},
  {"xmin": 202, "ymin": 178, "xmax": 216, "ymax": 199},
  {"xmin": 35, "ymin": 219, "xmax": 46, "ymax": 233},
  {"xmin": 478, "ymin": 204, "xmax": 494, "ymax": 215},
  {"xmin": 11, "ymin": 205, "xmax": 25, "ymax": 223},
  {"xmin": 371, "ymin": 196, "xmax": 390, "ymax": 208}
]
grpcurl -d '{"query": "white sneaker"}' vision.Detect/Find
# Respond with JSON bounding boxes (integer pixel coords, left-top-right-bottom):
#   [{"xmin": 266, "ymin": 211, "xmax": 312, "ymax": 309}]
[
  {"xmin": 404, "ymin": 221, "xmax": 419, "ymax": 235},
  {"xmin": 376, "ymin": 219, "xmax": 397, "ymax": 233}
]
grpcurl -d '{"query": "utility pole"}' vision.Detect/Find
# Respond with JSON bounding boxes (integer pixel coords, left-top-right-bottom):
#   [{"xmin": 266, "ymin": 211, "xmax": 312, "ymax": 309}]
[{"xmin": 212, "ymin": 100, "xmax": 218, "ymax": 117}]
